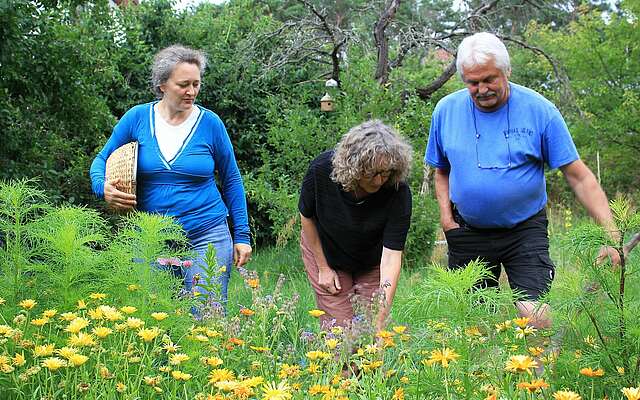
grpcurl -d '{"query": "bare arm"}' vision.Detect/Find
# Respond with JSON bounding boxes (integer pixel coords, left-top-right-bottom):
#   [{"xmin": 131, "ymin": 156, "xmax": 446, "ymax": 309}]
[
  {"xmin": 376, "ymin": 247, "xmax": 403, "ymax": 331},
  {"xmin": 434, "ymin": 167, "xmax": 459, "ymax": 232},
  {"xmin": 300, "ymin": 213, "xmax": 341, "ymax": 294},
  {"xmin": 561, "ymin": 159, "xmax": 621, "ymax": 264}
]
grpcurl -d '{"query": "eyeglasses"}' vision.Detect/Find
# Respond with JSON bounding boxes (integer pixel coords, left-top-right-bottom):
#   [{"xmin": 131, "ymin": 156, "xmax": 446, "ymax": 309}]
[
  {"xmin": 362, "ymin": 170, "xmax": 393, "ymax": 179},
  {"xmin": 472, "ymin": 100, "xmax": 512, "ymax": 170}
]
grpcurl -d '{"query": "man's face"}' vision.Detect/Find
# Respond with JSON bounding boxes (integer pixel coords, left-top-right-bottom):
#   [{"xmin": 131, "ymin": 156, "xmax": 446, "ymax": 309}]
[{"xmin": 462, "ymin": 60, "xmax": 510, "ymax": 111}]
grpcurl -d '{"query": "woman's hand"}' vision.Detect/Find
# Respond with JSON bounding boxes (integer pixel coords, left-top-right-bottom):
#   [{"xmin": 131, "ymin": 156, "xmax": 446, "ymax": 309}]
[
  {"xmin": 104, "ymin": 179, "xmax": 137, "ymax": 211},
  {"xmin": 318, "ymin": 266, "xmax": 341, "ymax": 294},
  {"xmin": 234, "ymin": 243, "xmax": 252, "ymax": 267}
]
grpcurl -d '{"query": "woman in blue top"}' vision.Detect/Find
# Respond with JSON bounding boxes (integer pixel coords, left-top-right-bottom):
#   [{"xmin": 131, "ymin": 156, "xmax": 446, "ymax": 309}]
[{"xmin": 90, "ymin": 45, "xmax": 252, "ymax": 305}]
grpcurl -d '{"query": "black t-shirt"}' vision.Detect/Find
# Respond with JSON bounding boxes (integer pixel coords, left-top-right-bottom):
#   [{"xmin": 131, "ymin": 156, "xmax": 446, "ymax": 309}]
[{"xmin": 298, "ymin": 150, "xmax": 412, "ymax": 273}]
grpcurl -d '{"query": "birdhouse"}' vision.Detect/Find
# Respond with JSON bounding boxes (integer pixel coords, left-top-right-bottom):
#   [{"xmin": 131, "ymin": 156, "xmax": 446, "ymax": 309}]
[{"xmin": 320, "ymin": 93, "xmax": 334, "ymax": 112}]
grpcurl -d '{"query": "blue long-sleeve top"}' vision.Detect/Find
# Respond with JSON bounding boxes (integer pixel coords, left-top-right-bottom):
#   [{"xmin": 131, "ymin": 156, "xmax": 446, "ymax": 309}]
[{"xmin": 90, "ymin": 102, "xmax": 250, "ymax": 244}]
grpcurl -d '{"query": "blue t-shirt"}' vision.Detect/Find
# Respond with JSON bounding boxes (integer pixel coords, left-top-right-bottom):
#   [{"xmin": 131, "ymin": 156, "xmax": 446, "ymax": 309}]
[
  {"xmin": 425, "ymin": 83, "xmax": 579, "ymax": 228},
  {"xmin": 90, "ymin": 102, "xmax": 250, "ymax": 244}
]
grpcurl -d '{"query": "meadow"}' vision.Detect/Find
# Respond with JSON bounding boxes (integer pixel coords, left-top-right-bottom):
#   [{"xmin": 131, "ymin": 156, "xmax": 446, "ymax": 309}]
[{"xmin": 0, "ymin": 180, "xmax": 639, "ymax": 400}]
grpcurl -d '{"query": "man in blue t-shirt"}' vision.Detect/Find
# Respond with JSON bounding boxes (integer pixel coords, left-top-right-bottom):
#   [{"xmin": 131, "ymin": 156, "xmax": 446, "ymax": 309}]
[{"xmin": 425, "ymin": 32, "xmax": 620, "ymax": 330}]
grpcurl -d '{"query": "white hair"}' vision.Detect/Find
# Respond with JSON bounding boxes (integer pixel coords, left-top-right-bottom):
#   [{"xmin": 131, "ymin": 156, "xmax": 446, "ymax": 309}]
[{"xmin": 456, "ymin": 32, "xmax": 511, "ymax": 80}]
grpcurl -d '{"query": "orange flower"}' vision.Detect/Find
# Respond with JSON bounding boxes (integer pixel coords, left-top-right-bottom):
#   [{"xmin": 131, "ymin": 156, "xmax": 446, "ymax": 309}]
[
  {"xmin": 517, "ymin": 379, "xmax": 549, "ymax": 392},
  {"xmin": 580, "ymin": 367, "xmax": 604, "ymax": 377},
  {"xmin": 239, "ymin": 308, "xmax": 255, "ymax": 316}
]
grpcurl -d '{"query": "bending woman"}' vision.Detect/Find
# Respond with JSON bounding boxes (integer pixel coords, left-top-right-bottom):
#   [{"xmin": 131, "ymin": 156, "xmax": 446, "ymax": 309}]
[
  {"xmin": 299, "ymin": 120, "xmax": 413, "ymax": 330},
  {"xmin": 90, "ymin": 45, "xmax": 251, "ymax": 304}
]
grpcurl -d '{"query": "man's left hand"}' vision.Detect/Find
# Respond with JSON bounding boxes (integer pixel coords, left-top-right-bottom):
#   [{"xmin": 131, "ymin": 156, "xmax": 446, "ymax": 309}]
[
  {"xmin": 597, "ymin": 245, "xmax": 621, "ymax": 266},
  {"xmin": 234, "ymin": 243, "xmax": 252, "ymax": 267}
]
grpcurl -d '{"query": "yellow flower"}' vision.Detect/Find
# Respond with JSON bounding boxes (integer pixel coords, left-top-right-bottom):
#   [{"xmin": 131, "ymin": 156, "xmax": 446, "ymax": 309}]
[
  {"xmin": 306, "ymin": 362, "xmax": 321, "ymax": 374},
  {"xmin": 143, "ymin": 376, "xmax": 163, "ymax": 386},
  {"xmin": 68, "ymin": 332, "xmax": 95, "ymax": 347},
  {"xmin": 325, "ymin": 338, "xmax": 339, "ymax": 350},
  {"xmin": 30, "ymin": 317, "xmax": 49, "ymax": 327},
  {"xmin": 120, "ymin": 306, "xmax": 137, "ymax": 314},
  {"xmin": 216, "ymin": 380, "xmax": 240, "ymax": 391},
  {"xmin": 464, "ymin": 326, "xmax": 482, "ymax": 337},
  {"xmin": 622, "ymin": 387, "xmax": 640, "ymax": 400},
  {"xmin": 65, "ymin": 317, "xmax": 90, "ymax": 334},
  {"xmin": 305, "ymin": 350, "xmax": 331, "ymax": 361},
  {"xmin": 12, "ymin": 353, "xmax": 26, "ymax": 367},
  {"xmin": 552, "ymin": 390, "xmax": 582, "ymax": 400},
  {"xmin": 77, "ymin": 299, "xmax": 87, "ymax": 310},
  {"xmin": 151, "ymin": 312, "xmax": 168, "ymax": 321},
  {"xmin": 278, "ymin": 363, "xmax": 301, "ymax": 379},
  {"xmin": 42, "ymin": 357, "xmax": 66, "ymax": 371},
  {"xmin": 391, "ymin": 387, "xmax": 405, "ymax": 400},
  {"xmin": 308, "ymin": 309, "xmax": 326, "ymax": 318},
  {"xmin": 513, "ymin": 317, "xmax": 530, "ymax": 328},
  {"xmin": 1, "ymin": 363, "xmax": 14, "ymax": 373},
  {"xmin": 495, "ymin": 320, "xmax": 512, "ymax": 332},
  {"xmin": 202, "ymin": 356, "xmax": 223, "ymax": 367},
  {"xmin": 98, "ymin": 365, "xmax": 114, "ymax": 379},
  {"xmin": 57, "ymin": 347, "xmax": 78, "ymax": 359},
  {"xmin": 88, "ymin": 308, "xmax": 104, "ymax": 320},
  {"xmin": 127, "ymin": 284, "xmax": 140, "ymax": 291},
  {"xmin": 376, "ymin": 330, "xmax": 395, "ymax": 339},
  {"xmin": 579, "ymin": 367, "xmax": 604, "ymax": 377},
  {"xmin": 364, "ymin": 344, "xmax": 380, "ymax": 354},
  {"xmin": 138, "ymin": 327, "xmax": 161, "ymax": 342},
  {"xmin": 505, "ymin": 355, "xmax": 538, "ymax": 374},
  {"xmin": 169, "ymin": 353, "xmax": 190, "ymax": 365},
  {"xmin": 19, "ymin": 299, "xmax": 37, "ymax": 310},
  {"xmin": 250, "ymin": 346, "xmax": 269, "ymax": 352},
  {"xmin": 89, "ymin": 293, "xmax": 107, "ymax": 300},
  {"xmin": 0, "ymin": 325, "xmax": 13, "ymax": 337},
  {"xmin": 102, "ymin": 307, "xmax": 123, "ymax": 322},
  {"xmin": 362, "ymin": 360, "xmax": 384, "ymax": 373},
  {"xmin": 59, "ymin": 312, "xmax": 78, "ymax": 321},
  {"xmin": 528, "ymin": 346, "xmax": 545, "ymax": 357},
  {"xmin": 42, "ymin": 309, "xmax": 57, "ymax": 318},
  {"xmin": 392, "ymin": 325, "xmax": 407, "ymax": 334},
  {"xmin": 163, "ymin": 342, "xmax": 180, "ymax": 353},
  {"xmin": 309, "ymin": 384, "xmax": 330, "ymax": 395},
  {"xmin": 171, "ymin": 370, "xmax": 192, "ymax": 381},
  {"xmin": 92, "ymin": 326, "xmax": 113, "ymax": 338},
  {"xmin": 425, "ymin": 348, "xmax": 461, "ymax": 368},
  {"xmin": 115, "ymin": 382, "xmax": 126, "ymax": 393},
  {"xmin": 34, "ymin": 344, "xmax": 56, "ymax": 357},
  {"xmin": 125, "ymin": 317, "xmax": 144, "ymax": 329},
  {"xmin": 261, "ymin": 381, "xmax": 292, "ymax": 400},
  {"xmin": 242, "ymin": 376, "xmax": 264, "ymax": 388},
  {"xmin": 617, "ymin": 367, "xmax": 626, "ymax": 375},
  {"xmin": 208, "ymin": 368, "xmax": 235, "ymax": 384},
  {"xmin": 400, "ymin": 376, "xmax": 409, "ymax": 384},
  {"xmin": 515, "ymin": 326, "xmax": 537, "ymax": 339},
  {"xmin": 0, "ymin": 297, "xmax": 5, "ymax": 305},
  {"xmin": 68, "ymin": 354, "xmax": 89, "ymax": 367}
]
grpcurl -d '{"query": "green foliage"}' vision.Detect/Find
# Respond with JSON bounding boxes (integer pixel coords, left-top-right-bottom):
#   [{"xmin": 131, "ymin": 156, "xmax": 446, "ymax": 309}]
[
  {"xmin": 403, "ymin": 194, "xmax": 439, "ymax": 268},
  {"xmin": 551, "ymin": 197, "xmax": 640, "ymax": 386},
  {"xmin": 515, "ymin": 3, "xmax": 640, "ymax": 195},
  {"xmin": 0, "ymin": 180, "xmax": 192, "ymax": 325},
  {"xmin": 399, "ymin": 260, "xmax": 516, "ymax": 326}
]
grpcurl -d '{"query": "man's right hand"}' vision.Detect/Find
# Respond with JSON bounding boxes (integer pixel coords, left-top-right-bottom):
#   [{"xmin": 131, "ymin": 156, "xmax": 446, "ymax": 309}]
[
  {"xmin": 318, "ymin": 266, "xmax": 341, "ymax": 295},
  {"xmin": 104, "ymin": 178, "xmax": 137, "ymax": 211},
  {"xmin": 441, "ymin": 219, "xmax": 461, "ymax": 233}
]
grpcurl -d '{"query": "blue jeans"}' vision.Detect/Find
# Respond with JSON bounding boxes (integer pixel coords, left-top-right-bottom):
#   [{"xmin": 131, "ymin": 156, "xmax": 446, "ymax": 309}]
[{"xmin": 183, "ymin": 221, "xmax": 234, "ymax": 304}]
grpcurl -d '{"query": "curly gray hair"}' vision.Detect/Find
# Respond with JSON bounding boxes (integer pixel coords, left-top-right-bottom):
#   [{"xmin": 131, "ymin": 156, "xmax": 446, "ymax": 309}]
[
  {"xmin": 150, "ymin": 45, "xmax": 207, "ymax": 98},
  {"xmin": 331, "ymin": 120, "xmax": 413, "ymax": 192}
]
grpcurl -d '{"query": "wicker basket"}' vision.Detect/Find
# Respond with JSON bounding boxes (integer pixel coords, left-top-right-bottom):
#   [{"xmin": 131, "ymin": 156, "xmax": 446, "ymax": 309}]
[{"xmin": 105, "ymin": 142, "xmax": 138, "ymax": 195}]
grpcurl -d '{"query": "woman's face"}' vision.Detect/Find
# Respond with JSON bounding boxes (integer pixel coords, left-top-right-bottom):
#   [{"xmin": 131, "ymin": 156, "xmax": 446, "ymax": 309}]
[
  {"xmin": 159, "ymin": 62, "xmax": 201, "ymax": 112},
  {"xmin": 357, "ymin": 165, "xmax": 392, "ymax": 195}
]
